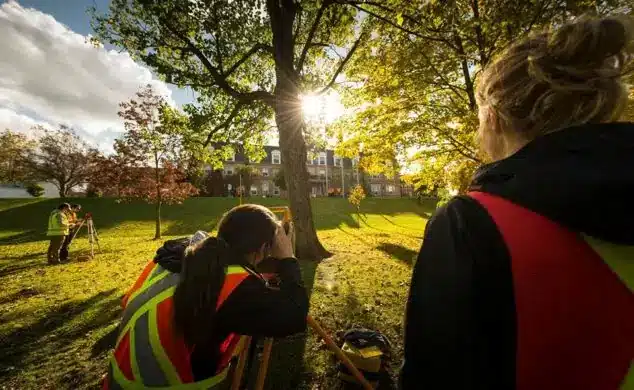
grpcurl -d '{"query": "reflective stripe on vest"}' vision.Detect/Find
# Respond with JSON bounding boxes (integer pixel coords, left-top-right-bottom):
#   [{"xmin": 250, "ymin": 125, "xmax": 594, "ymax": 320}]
[
  {"xmin": 110, "ymin": 265, "xmax": 251, "ymax": 389},
  {"xmin": 469, "ymin": 191, "xmax": 634, "ymax": 390}
]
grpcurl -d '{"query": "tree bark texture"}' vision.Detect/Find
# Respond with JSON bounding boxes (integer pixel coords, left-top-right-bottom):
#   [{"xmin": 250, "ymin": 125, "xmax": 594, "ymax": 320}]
[{"xmin": 268, "ymin": 0, "xmax": 330, "ymax": 260}]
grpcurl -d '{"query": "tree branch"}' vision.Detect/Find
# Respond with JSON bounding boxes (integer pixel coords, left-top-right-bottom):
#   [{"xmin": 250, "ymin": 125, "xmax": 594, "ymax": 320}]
[
  {"xmin": 161, "ymin": 19, "xmax": 275, "ymax": 105},
  {"xmin": 317, "ymin": 32, "xmax": 366, "ymax": 95},
  {"xmin": 202, "ymin": 102, "xmax": 245, "ymax": 147},
  {"xmin": 342, "ymin": 1, "xmax": 455, "ymax": 48},
  {"xmin": 223, "ymin": 43, "xmax": 274, "ymax": 77},
  {"xmin": 297, "ymin": 0, "xmax": 331, "ymax": 72}
]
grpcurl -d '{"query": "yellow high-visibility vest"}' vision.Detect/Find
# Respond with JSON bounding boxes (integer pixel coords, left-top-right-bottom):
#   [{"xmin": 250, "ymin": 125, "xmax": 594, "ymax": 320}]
[{"xmin": 47, "ymin": 210, "xmax": 69, "ymax": 236}]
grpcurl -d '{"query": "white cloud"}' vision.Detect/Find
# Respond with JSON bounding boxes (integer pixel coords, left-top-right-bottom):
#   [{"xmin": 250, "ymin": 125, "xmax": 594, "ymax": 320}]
[{"xmin": 0, "ymin": 0, "xmax": 173, "ymax": 149}]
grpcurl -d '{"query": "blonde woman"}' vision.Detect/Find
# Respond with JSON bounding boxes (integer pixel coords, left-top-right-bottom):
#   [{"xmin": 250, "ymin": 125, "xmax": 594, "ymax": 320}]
[{"xmin": 402, "ymin": 16, "xmax": 633, "ymax": 389}]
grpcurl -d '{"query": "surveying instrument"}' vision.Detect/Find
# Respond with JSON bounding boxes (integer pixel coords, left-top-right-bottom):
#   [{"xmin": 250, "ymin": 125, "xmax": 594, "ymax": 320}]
[{"xmin": 70, "ymin": 212, "xmax": 101, "ymax": 258}]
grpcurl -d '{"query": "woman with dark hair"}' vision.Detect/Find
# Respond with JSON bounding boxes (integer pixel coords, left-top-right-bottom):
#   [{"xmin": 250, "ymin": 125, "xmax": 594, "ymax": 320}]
[
  {"xmin": 105, "ymin": 204, "xmax": 308, "ymax": 389},
  {"xmin": 402, "ymin": 16, "xmax": 634, "ymax": 390}
]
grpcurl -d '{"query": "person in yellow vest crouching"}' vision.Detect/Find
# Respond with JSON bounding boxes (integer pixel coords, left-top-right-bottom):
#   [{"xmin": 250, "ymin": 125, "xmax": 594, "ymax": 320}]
[
  {"xmin": 47, "ymin": 203, "xmax": 71, "ymax": 265},
  {"xmin": 103, "ymin": 204, "xmax": 308, "ymax": 389}
]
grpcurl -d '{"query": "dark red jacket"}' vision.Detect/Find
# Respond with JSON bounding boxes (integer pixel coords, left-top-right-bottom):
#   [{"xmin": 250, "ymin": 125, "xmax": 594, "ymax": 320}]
[{"xmin": 401, "ymin": 123, "xmax": 634, "ymax": 389}]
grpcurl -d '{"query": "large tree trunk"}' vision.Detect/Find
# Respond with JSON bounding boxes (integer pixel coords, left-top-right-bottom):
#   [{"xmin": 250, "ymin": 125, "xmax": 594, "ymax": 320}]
[
  {"xmin": 58, "ymin": 182, "xmax": 67, "ymax": 198},
  {"xmin": 268, "ymin": 0, "xmax": 330, "ymax": 260}
]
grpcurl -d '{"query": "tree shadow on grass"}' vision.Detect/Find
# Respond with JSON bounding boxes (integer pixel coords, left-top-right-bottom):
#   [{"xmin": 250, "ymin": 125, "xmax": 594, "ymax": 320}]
[
  {"xmin": 0, "ymin": 261, "xmax": 41, "ymax": 278},
  {"xmin": 359, "ymin": 218, "xmax": 423, "ymax": 240},
  {"xmin": 379, "ymin": 215, "xmax": 426, "ymax": 233},
  {"xmin": 0, "ymin": 289, "xmax": 119, "ymax": 385},
  {"xmin": 336, "ymin": 227, "xmax": 374, "ymax": 249},
  {"xmin": 376, "ymin": 243, "xmax": 418, "ymax": 267},
  {"xmin": 1, "ymin": 251, "xmax": 46, "ymax": 261},
  {"xmin": 0, "ymin": 287, "xmax": 41, "ymax": 306},
  {"xmin": 0, "ymin": 231, "xmax": 44, "ymax": 246}
]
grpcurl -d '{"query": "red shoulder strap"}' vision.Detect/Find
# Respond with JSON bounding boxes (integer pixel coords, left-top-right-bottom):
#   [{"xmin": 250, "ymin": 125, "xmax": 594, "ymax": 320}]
[{"xmin": 469, "ymin": 191, "xmax": 634, "ymax": 390}]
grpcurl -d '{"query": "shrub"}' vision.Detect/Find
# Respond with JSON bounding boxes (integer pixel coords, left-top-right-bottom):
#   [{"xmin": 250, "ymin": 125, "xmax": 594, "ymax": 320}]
[{"xmin": 26, "ymin": 183, "xmax": 45, "ymax": 197}]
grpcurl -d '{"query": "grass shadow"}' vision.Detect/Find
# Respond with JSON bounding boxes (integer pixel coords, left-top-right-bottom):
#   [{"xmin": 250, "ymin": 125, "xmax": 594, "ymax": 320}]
[
  {"xmin": 0, "ymin": 287, "xmax": 41, "ymax": 306},
  {"xmin": 1, "ymin": 251, "xmax": 46, "ymax": 261},
  {"xmin": 359, "ymin": 219, "xmax": 422, "ymax": 240},
  {"xmin": 336, "ymin": 227, "xmax": 374, "ymax": 249},
  {"xmin": 0, "ymin": 289, "xmax": 119, "ymax": 384},
  {"xmin": 0, "ymin": 231, "xmax": 44, "ymax": 246},
  {"xmin": 376, "ymin": 243, "xmax": 418, "ymax": 266},
  {"xmin": 379, "ymin": 215, "xmax": 426, "ymax": 233},
  {"xmin": 0, "ymin": 262, "xmax": 41, "ymax": 278}
]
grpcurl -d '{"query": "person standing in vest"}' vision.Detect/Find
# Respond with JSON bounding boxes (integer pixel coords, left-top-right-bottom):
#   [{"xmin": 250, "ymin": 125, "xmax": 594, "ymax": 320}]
[
  {"xmin": 402, "ymin": 16, "xmax": 634, "ymax": 390},
  {"xmin": 104, "ymin": 204, "xmax": 308, "ymax": 389},
  {"xmin": 59, "ymin": 203, "xmax": 82, "ymax": 263},
  {"xmin": 47, "ymin": 203, "xmax": 71, "ymax": 265}
]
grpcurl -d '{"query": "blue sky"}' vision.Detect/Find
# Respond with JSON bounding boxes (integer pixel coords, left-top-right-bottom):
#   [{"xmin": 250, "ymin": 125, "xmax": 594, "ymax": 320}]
[{"xmin": 0, "ymin": 0, "xmax": 194, "ymax": 151}]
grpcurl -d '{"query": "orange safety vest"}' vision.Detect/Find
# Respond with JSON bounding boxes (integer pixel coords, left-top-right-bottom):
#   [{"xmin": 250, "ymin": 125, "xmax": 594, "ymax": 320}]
[{"xmin": 105, "ymin": 262, "xmax": 252, "ymax": 389}]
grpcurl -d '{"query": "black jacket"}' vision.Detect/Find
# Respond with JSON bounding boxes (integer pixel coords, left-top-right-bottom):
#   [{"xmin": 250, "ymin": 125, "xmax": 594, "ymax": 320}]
[
  {"xmin": 401, "ymin": 123, "xmax": 634, "ymax": 389},
  {"xmin": 154, "ymin": 239, "xmax": 308, "ymax": 380}
]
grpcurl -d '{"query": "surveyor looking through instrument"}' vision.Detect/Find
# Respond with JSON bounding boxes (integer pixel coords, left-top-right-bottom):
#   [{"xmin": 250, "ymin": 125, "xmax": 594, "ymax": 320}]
[
  {"xmin": 59, "ymin": 203, "xmax": 82, "ymax": 263},
  {"xmin": 103, "ymin": 204, "xmax": 308, "ymax": 389}
]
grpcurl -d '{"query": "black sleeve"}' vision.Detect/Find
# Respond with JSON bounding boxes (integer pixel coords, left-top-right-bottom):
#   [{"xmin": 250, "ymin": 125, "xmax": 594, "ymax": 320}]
[
  {"xmin": 216, "ymin": 258, "xmax": 309, "ymax": 338},
  {"xmin": 400, "ymin": 196, "xmax": 516, "ymax": 389}
]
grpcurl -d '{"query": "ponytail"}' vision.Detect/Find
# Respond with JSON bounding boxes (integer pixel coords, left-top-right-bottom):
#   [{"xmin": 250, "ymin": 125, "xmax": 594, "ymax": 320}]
[
  {"xmin": 172, "ymin": 204, "xmax": 278, "ymax": 349},
  {"xmin": 173, "ymin": 237, "xmax": 230, "ymax": 348}
]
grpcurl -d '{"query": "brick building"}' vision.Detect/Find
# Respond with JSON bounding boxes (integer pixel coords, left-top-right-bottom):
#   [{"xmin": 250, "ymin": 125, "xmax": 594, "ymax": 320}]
[{"xmin": 216, "ymin": 146, "xmax": 410, "ymax": 198}]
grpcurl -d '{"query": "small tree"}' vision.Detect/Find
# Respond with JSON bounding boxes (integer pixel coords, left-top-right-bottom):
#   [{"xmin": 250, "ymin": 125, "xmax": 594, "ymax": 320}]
[
  {"xmin": 26, "ymin": 183, "xmax": 45, "ymax": 197},
  {"xmin": 348, "ymin": 185, "xmax": 366, "ymax": 225},
  {"xmin": 26, "ymin": 126, "xmax": 98, "ymax": 197},
  {"xmin": 115, "ymin": 85, "xmax": 201, "ymax": 239},
  {"xmin": 0, "ymin": 129, "xmax": 36, "ymax": 185}
]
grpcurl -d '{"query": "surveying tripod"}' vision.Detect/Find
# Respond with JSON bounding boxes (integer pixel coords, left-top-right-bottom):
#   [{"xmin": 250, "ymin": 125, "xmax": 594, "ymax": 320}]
[
  {"xmin": 230, "ymin": 206, "xmax": 373, "ymax": 390},
  {"xmin": 70, "ymin": 212, "xmax": 101, "ymax": 258}
]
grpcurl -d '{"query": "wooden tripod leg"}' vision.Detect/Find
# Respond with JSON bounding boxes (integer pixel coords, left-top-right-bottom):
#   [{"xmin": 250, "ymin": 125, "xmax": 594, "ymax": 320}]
[
  {"xmin": 231, "ymin": 336, "xmax": 252, "ymax": 390},
  {"xmin": 254, "ymin": 338, "xmax": 274, "ymax": 390},
  {"xmin": 307, "ymin": 316, "xmax": 374, "ymax": 390}
]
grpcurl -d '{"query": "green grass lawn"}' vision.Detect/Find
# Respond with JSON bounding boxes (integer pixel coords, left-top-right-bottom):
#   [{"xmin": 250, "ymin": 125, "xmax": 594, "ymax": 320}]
[{"xmin": 0, "ymin": 196, "xmax": 434, "ymax": 389}]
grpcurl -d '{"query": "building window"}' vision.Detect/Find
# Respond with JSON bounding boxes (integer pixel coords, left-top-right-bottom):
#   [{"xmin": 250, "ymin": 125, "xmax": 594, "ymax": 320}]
[
  {"xmin": 250, "ymin": 185, "xmax": 258, "ymax": 196},
  {"xmin": 261, "ymin": 167, "xmax": 269, "ymax": 177},
  {"xmin": 272, "ymin": 150, "xmax": 281, "ymax": 164},
  {"xmin": 272, "ymin": 168, "xmax": 279, "ymax": 176},
  {"xmin": 273, "ymin": 186, "xmax": 280, "ymax": 196},
  {"xmin": 371, "ymin": 184, "xmax": 381, "ymax": 195},
  {"xmin": 334, "ymin": 156, "xmax": 342, "ymax": 167},
  {"xmin": 318, "ymin": 152, "xmax": 327, "ymax": 166},
  {"xmin": 312, "ymin": 186, "xmax": 318, "ymax": 195},
  {"xmin": 224, "ymin": 168, "xmax": 234, "ymax": 176},
  {"xmin": 262, "ymin": 182, "xmax": 269, "ymax": 194},
  {"xmin": 387, "ymin": 184, "xmax": 395, "ymax": 193},
  {"xmin": 319, "ymin": 169, "xmax": 326, "ymax": 177}
]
